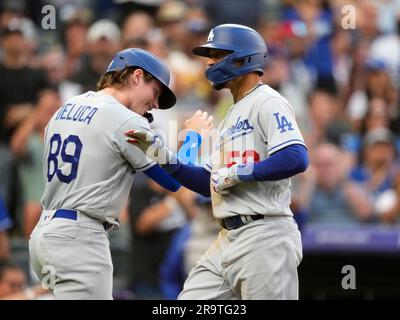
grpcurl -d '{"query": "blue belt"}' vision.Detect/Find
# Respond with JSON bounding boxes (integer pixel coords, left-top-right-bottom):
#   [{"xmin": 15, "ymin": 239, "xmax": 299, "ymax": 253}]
[
  {"xmin": 53, "ymin": 209, "xmax": 77, "ymax": 220},
  {"xmin": 221, "ymin": 214, "xmax": 264, "ymax": 230},
  {"xmin": 52, "ymin": 209, "xmax": 114, "ymax": 231}
]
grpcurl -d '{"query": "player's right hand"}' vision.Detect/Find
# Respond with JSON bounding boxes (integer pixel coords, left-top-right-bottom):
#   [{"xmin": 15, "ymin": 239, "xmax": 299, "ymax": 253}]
[
  {"xmin": 125, "ymin": 130, "xmax": 172, "ymax": 164},
  {"xmin": 211, "ymin": 164, "xmax": 241, "ymax": 195},
  {"xmin": 183, "ymin": 110, "xmax": 213, "ymax": 137}
]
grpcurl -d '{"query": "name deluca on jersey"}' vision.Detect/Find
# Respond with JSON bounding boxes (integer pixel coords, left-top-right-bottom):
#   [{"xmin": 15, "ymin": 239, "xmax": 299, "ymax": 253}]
[{"xmin": 55, "ymin": 103, "xmax": 98, "ymax": 125}]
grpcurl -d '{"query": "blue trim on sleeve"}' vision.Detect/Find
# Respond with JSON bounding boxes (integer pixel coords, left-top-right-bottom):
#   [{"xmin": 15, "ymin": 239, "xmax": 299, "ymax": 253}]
[
  {"xmin": 143, "ymin": 164, "xmax": 181, "ymax": 192},
  {"xmin": 204, "ymin": 162, "xmax": 212, "ymax": 172},
  {"xmin": 268, "ymin": 139, "xmax": 306, "ymax": 153}
]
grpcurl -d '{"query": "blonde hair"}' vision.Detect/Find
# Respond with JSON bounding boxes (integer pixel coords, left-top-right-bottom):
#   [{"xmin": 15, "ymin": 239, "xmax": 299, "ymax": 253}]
[{"xmin": 96, "ymin": 67, "xmax": 154, "ymax": 91}]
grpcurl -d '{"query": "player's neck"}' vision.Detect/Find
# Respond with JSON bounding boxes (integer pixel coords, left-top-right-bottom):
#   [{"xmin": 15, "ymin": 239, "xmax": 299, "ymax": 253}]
[
  {"xmin": 99, "ymin": 87, "xmax": 131, "ymax": 108},
  {"xmin": 231, "ymin": 74, "xmax": 263, "ymax": 103}
]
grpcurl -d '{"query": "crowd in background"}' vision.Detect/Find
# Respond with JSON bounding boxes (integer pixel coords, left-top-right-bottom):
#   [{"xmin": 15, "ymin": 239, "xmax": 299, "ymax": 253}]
[{"xmin": 1, "ymin": 0, "xmax": 400, "ymax": 299}]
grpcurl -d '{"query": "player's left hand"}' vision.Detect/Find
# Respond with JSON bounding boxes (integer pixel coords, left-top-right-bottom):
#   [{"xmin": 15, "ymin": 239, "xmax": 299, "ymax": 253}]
[{"xmin": 211, "ymin": 164, "xmax": 241, "ymax": 195}]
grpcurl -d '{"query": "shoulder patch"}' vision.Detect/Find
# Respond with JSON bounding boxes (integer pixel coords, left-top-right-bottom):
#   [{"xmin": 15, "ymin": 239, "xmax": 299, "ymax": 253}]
[{"xmin": 273, "ymin": 112, "xmax": 294, "ymax": 133}]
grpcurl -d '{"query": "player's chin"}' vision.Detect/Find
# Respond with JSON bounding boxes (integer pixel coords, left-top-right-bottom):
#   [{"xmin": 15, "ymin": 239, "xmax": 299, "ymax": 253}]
[{"xmin": 139, "ymin": 106, "xmax": 149, "ymax": 116}]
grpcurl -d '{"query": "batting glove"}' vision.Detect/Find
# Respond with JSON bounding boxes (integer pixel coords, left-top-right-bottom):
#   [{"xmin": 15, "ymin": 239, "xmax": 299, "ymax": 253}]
[
  {"xmin": 125, "ymin": 130, "xmax": 174, "ymax": 164},
  {"xmin": 211, "ymin": 164, "xmax": 241, "ymax": 195}
]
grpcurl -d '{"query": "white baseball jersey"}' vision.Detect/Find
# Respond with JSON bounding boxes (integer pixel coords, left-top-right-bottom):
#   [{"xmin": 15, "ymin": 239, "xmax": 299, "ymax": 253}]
[
  {"xmin": 41, "ymin": 91, "xmax": 156, "ymax": 224},
  {"xmin": 205, "ymin": 84, "xmax": 306, "ymax": 219}
]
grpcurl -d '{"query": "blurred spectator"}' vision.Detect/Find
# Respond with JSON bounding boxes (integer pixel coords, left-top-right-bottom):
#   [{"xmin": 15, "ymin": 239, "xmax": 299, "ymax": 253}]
[
  {"xmin": 0, "ymin": 18, "xmax": 49, "ymax": 144},
  {"xmin": 158, "ymin": 222, "xmax": 190, "ymax": 300},
  {"xmin": 41, "ymin": 46, "xmax": 82, "ymax": 102},
  {"xmin": 0, "ymin": 18, "xmax": 49, "ymax": 227},
  {"xmin": 346, "ymin": 58, "xmax": 397, "ymax": 132},
  {"xmin": 300, "ymin": 142, "xmax": 373, "ymax": 225},
  {"xmin": 166, "ymin": 7, "xmax": 212, "ymax": 115},
  {"xmin": 0, "ymin": 0, "xmax": 26, "ymax": 30},
  {"xmin": 344, "ymin": 39, "xmax": 371, "ymax": 105},
  {"xmin": 361, "ymin": 98, "xmax": 392, "ymax": 134},
  {"xmin": 201, "ymin": 0, "xmax": 267, "ymax": 29},
  {"xmin": 0, "ymin": 16, "xmax": 40, "ymax": 67},
  {"xmin": 182, "ymin": 196, "xmax": 219, "ymax": 275},
  {"xmin": 342, "ymin": 98, "xmax": 394, "ymax": 159},
  {"xmin": 304, "ymin": 89, "xmax": 341, "ymax": 148},
  {"xmin": 0, "ymin": 195, "xmax": 12, "ymax": 261},
  {"xmin": 0, "ymin": 262, "xmax": 26, "ymax": 297},
  {"xmin": 375, "ymin": 0, "xmax": 400, "ymax": 34},
  {"xmin": 284, "ymin": 0, "xmax": 336, "ymax": 92},
  {"xmin": 368, "ymin": 11, "xmax": 400, "ymax": 87},
  {"xmin": 369, "ymin": 8, "xmax": 400, "ymax": 83},
  {"xmin": 0, "ymin": 143, "xmax": 13, "ymax": 208},
  {"xmin": 128, "ymin": 174, "xmax": 196, "ymax": 299},
  {"xmin": 121, "ymin": 10, "xmax": 154, "ymax": 48},
  {"xmin": 61, "ymin": 9, "xmax": 91, "ymax": 79},
  {"xmin": 353, "ymin": 0, "xmax": 381, "ymax": 43},
  {"xmin": 10, "ymin": 89, "xmax": 61, "ymax": 237},
  {"xmin": 71, "ymin": 19, "xmax": 121, "ymax": 92},
  {"xmin": 331, "ymin": 28, "xmax": 352, "ymax": 96},
  {"xmin": 156, "ymin": 0, "xmax": 188, "ymax": 51},
  {"xmin": 159, "ymin": 195, "xmax": 219, "ymax": 300},
  {"xmin": 350, "ymin": 128, "xmax": 400, "ymax": 223},
  {"xmin": 0, "ymin": 262, "xmax": 50, "ymax": 299},
  {"xmin": 115, "ymin": 0, "xmax": 162, "ymax": 23}
]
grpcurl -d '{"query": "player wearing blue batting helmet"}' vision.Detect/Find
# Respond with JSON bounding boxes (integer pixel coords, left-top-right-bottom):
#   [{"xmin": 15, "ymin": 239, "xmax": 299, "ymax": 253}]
[
  {"xmin": 106, "ymin": 48, "xmax": 176, "ymax": 109},
  {"xmin": 124, "ymin": 24, "xmax": 307, "ymax": 300},
  {"xmin": 192, "ymin": 24, "xmax": 268, "ymax": 88}
]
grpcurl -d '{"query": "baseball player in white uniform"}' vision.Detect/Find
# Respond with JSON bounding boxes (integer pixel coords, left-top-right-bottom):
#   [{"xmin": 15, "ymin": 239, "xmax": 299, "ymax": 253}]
[
  {"xmin": 29, "ymin": 48, "xmax": 182, "ymax": 299},
  {"xmin": 125, "ymin": 24, "xmax": 309, "ymax": 299}
]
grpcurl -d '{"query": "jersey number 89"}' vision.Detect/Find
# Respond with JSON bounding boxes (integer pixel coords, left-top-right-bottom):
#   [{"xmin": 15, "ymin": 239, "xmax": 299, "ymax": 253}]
[{"xmin": 47, "ymin": 133, "xmax": 83, "ymax": 184}]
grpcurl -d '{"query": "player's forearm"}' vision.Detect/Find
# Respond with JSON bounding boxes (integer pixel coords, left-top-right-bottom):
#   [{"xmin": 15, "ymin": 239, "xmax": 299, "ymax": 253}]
[
  {"xmin": 135, "ymin": 201, "xmax": 173, "ymax": 235},
  {"xmin": 143, "ymin": 164, "xmax": 181, "ymax": 192},
  {"xmin": 237, "ymin": 144, "xmax": 309, "ymax": 182},
  {"xmin": 10, "ymin": 116, "xmax": 36, "ymax": 157},
  {"xmin": 164, "ymin": 162, "xmax": 211, "ymax": 197}
]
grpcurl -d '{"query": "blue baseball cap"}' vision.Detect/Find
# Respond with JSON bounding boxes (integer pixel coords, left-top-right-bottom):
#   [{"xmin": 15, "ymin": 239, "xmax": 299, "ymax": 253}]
[{"xmin": 106, "ymin": 48, "xmax": 176, "ymax": 109}]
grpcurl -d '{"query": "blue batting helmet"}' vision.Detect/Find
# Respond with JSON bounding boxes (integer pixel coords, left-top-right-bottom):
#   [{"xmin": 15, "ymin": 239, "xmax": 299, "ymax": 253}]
[
  {"xmin": 193, "ymin": 24, "xmax": 268, "ymax": 85},
  {"xmin": 106, "ymin": 48, "xmax": 176, "ymax": 109}
]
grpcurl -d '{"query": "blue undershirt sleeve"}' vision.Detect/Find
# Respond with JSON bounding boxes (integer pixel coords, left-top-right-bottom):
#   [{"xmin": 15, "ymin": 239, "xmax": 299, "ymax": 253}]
[
  {"xmin": 237, "ymin": 144, "xmax": 308, "ymax": 181},
  {"xmin": 159, "ymin": 145, "xmax": 307, "ymax": 195},
  {"xmin": 160, "ymin": 160, "xmax": 210, "ymax": 197},
  {"xmin": 170, "ymin": 165, "xmax": 211, "ymax": 197},
  {"xmin": 143, "ymin": 164, "xmax": 181, "ymax": 192}
]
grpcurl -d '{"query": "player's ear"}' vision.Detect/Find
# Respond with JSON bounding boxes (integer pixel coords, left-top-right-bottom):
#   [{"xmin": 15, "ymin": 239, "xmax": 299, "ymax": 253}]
[{"xmin": 132, "ymin": 69, "xmax": 144, "ymax": 85}]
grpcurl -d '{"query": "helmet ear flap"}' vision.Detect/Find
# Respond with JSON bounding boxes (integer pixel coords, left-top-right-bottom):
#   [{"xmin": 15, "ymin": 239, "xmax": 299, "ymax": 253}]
[{"xmin": 192, "ymin": 24, "xmax": 268, "ymax": 84}]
